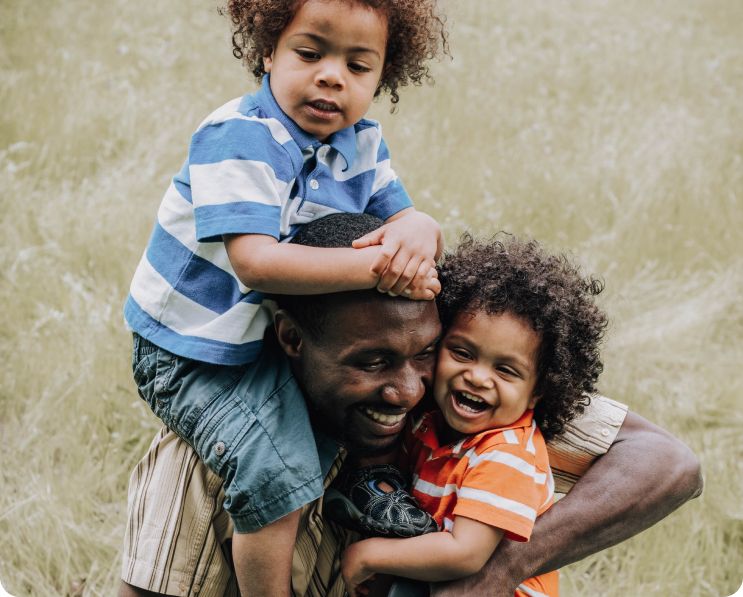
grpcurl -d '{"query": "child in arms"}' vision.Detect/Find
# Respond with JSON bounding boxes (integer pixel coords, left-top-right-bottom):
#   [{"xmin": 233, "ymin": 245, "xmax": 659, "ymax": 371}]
[
  {"xmin": 124, "ymin": 0, "xmax": 447, "ymax": 594},
  {"xmin": 341, "ymin": 234, "xmax": 608, "ymax": 596}
]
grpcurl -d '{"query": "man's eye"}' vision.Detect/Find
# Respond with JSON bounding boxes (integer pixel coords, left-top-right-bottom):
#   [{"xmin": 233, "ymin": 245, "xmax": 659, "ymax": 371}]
[
  {"xmin": 415, "ymin": 347, "xmax": 436, "ymax": 361},
  {"xmin": 360, "ymin": 360, "xmax": 385, "ymax": 371}
]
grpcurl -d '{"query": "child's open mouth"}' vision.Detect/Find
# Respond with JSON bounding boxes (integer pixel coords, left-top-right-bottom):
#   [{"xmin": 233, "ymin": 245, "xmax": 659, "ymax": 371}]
[
  {"xmin": 307, "ymin": 100, "xmax": 340, "ymax": 114},
  {"xmin": 453, "ymin": 391, "xmax": 488, "ymax": 414}
]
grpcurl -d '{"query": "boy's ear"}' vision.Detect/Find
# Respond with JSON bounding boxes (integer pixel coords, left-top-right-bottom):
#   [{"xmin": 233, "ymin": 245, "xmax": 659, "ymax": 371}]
[
  {"xmin": 527, "ymin": 394, "xmax": 540, "ymax": 410},
  {"xmin": 263, "ymin": 50, "xmax": 274, "ymax": 73},
  {"xmin": 274, "ymin": 309, "xmax": 303, "ymax": 358}
]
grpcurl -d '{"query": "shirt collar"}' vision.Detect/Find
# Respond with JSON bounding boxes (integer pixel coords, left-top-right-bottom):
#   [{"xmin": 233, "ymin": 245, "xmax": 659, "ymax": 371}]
[
  {"xmin": 414, "ymin": 409, "xmax": 536, "ymax": 458},
  {"xmin": 254, "ymin": 74, "xmax": 357, "ymax": 170}
]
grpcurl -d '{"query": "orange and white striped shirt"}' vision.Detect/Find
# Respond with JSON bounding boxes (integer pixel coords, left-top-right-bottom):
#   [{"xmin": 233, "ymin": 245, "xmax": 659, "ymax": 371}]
[{"xmin": 406, "ymin": 409, "xmax": 558, "ymax": 597}]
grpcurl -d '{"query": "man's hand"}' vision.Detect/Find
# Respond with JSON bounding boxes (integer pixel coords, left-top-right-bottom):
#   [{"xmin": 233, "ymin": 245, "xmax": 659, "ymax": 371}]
[
  {"xmin": 429, "ymin": 411, "xmax": 702, "ymax": 596},
  {"xmin": 352, "ymin": 209, "xmax": 444, "ymax": 299}
]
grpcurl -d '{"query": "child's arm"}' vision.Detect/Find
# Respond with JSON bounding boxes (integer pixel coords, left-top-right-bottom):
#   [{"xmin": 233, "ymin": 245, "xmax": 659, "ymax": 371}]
[
  {"xmin": 352, "ymin": 208, "xmax": 445, "ymax": 297},
  {"xmin": 342, "ymin": 517, "xmax": 503, "ymax": 596},
  {"xmin": 232, "ymin": 509, "xmax": 300, "ymax": 597},
  {"xmin": 223, "ymin": 233, "xmax": 439, "ymax": 299}
]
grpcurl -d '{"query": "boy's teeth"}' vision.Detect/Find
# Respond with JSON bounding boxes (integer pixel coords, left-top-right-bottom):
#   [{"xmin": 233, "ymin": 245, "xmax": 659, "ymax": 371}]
[{"xmin": 362, "ymin": 408, "xmax": 406, "ymax": 425}]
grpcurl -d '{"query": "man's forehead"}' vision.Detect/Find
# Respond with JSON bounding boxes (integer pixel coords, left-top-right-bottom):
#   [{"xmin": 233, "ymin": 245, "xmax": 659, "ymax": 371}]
[{"xmin": 326, "ymin": 292, "xmax": 440, "ymax": 344}]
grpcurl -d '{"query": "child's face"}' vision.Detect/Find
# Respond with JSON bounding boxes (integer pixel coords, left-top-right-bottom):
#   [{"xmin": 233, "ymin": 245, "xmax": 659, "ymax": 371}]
[
  {"xmin": 263, "ymin": 0, "xmax": 387, "ymax": 141},
  {"xmin": 434, "ymin": 310, "xmax": 541, "ymax": 437}
]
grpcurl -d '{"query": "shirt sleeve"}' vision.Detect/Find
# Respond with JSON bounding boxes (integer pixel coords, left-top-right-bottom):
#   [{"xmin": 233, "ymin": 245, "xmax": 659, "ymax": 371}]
[
  {"xmin": 453, "ymin": 442, "xmax": 550, "ymax": 542},
  {"xmin": 188, "ymin": 117, "xmax": 295, "ymax": 242},
  {"xmin": 546, "ymin": 394, "xmax": 629, "ymax": 495},
  {"xmin": 364, "ymin": 133, "xmax": 413, "ymax": 221}
]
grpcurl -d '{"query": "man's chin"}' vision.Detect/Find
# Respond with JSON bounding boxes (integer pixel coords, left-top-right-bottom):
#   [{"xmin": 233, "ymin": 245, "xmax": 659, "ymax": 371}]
[{"xmin": 342, "ymin": 432, "xmax": 402, "ymax": 459}]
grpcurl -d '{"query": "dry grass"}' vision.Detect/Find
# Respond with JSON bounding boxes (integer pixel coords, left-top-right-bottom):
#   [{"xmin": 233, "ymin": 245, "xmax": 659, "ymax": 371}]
[{"xmin": 1, "ymin": 0, "xmax": 741, "ymax": 594}]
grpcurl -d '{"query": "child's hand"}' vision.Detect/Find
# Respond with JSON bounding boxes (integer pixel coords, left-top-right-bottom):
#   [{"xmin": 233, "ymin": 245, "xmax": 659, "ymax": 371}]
[
  {"xmin": 352, "ymin": 210, "xmax": 444, "ymax": 298},
  {"xmin": 342, "ymin": 542, "xmax": 376, "ymax": 597}
]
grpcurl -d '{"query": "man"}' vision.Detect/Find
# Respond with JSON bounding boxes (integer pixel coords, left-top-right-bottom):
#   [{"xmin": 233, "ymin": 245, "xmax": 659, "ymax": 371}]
[{"xmin": 119, "ymin": 214, "xmax": 702, "ymax": 597}]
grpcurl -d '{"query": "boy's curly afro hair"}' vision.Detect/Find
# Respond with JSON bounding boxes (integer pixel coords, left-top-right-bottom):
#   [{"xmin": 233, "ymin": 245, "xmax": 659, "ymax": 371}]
[
  {"xmin": 224, "ymin": 0, "xmax": 448, "ymax": 106},
  {"xmin": 437, "ymin": 233, "xmax": 608, "ymax": 440}
]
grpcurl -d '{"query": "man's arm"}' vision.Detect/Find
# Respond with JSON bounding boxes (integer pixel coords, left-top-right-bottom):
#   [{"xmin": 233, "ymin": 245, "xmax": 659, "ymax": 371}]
[{"xmin": 430, "ymin": 411, "xmax": 703, "ymax": 596}]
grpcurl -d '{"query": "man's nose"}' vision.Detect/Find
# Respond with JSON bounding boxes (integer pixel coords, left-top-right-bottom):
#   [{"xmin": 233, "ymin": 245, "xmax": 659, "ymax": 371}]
[
  {"xmin": 380, "ymin": 363, "xmax": 427, "ymax": 408},
  {"xmin": 315, "ymin": 57, "xmax": 345, "ymax": 89}
]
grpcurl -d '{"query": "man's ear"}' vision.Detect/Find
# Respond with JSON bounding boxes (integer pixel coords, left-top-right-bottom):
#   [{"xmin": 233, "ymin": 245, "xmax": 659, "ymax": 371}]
[
  {"xmin": 263, "ymin": 50, "xmax": 274, "ymax": 73},
  {"xmin": 274, "ymin": 309, "xmax": 303, "ymax": 358}
]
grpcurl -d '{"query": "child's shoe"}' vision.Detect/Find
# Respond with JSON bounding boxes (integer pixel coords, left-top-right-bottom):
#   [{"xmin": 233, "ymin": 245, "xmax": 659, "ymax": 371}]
[{"xmin": 324, "ymin": 464, "xmax": 438, "ymax": 537}]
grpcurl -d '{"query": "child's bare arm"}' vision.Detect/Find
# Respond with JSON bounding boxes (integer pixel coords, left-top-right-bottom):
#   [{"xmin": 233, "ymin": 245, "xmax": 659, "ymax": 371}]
[
  {"xmin": 232, "ymin": 509, "xmax": 300, "ymax": 596},
  {"xmin": 351, "ymin": 208, "xmax": 444, "ymax": 298},
  {"xmin": 224, "ymin": 233, "xmax": 438, "ymax": 299},
  {"xmin": 342, "ymin": 517, "xmax": 502, "ymax": 596}
]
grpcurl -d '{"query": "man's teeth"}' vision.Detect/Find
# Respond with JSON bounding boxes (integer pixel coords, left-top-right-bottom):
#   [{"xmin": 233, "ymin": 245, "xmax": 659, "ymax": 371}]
[{"xmin": 362, "ymin": 408, "xmax": 406, "ymax": 425}]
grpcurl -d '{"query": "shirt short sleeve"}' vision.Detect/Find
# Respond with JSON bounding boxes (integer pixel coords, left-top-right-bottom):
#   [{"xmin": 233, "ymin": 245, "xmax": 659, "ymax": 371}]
[
  {"xmin": 546, "ymin": 394, "xmax": 629, "ymax": 495},
  {"xmin": 188, "ymin": 117, "xmax": 295, "ymax": 242}
]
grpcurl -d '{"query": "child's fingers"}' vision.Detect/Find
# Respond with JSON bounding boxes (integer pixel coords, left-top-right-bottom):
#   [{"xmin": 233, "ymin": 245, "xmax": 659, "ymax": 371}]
[
  {"xmin": 389, "ymin": 255, "xmax": 425, "ymax": 295},
  {"xmin": 352, "ymin": 228, "xmax": 385, "ymax": 249},
  {"xmin": 370, "ymin": 240, "xmax": 401, "ymax": 277}
]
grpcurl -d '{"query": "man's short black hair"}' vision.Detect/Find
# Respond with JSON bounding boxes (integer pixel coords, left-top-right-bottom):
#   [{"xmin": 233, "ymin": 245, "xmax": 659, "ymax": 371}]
[{"xmin": 272, "ymin": 213, "xmax": 384, "ymax": 337}]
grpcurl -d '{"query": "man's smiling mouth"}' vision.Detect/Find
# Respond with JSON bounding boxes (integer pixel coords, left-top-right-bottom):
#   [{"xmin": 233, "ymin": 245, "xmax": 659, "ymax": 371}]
[{"xmin": 361, "ymin": 407, "xmax": 406, "ymax": 426}]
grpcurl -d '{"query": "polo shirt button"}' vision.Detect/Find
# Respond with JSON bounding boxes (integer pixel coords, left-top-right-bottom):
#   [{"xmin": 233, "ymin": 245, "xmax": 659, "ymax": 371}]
[
  {"xmin": 310, "ymin": 179, "xmax": 319, "ymax": 190},
  {"xmin": 214, "ymin": 441, "xmax": 226, "ymax": 456}
]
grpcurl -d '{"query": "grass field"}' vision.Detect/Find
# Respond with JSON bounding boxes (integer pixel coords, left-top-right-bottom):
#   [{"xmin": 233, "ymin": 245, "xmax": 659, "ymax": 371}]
[{"xmin": 1, "ymin": 0, "xmax": 742, "ymax": 595}]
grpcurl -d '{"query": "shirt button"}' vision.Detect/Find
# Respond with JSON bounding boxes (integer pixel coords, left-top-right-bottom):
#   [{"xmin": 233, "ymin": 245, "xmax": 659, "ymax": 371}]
[
  {"xmin": 214, "ymin": 441, "xmax": 226, "ymax": 456},
  {"xmin": 309, "ymin": 179, "xmax": 319, "ymax": 190},
  {"xmin": 601, "ymin": 428, "xmax": 610, "ymax": 437}
]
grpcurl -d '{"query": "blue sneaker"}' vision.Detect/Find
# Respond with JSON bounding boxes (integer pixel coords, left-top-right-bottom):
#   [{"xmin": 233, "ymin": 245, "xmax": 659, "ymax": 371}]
[{"xmin": 324, "ymin": 464, "xmax": 438, "ymax": 538}]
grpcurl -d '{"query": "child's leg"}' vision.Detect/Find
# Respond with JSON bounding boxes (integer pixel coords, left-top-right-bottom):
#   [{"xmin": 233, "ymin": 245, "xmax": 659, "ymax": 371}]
[
  {"xmin": 232, "ymin": 509, "xmax": 300, "ymax": 596},
  {"xmin": 131, "ymin": 334, "xmax": 325, "ymax": 590}
]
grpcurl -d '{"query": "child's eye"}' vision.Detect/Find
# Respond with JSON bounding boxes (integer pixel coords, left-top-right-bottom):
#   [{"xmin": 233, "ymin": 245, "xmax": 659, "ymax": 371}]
[
  {"xmin": 348, "ymin": 62, "xmax": 372, "ymax": 73},
  {"xmin": 296, "ymin": 49, "xmax": 321, "ymax": 61},
  {"xmin": 497, "ymin": 366, "xmax": 519, "ymax": 377},
  {"xmin": 450, "ymin": 348, "xmax": 472, "ymax": 361}
]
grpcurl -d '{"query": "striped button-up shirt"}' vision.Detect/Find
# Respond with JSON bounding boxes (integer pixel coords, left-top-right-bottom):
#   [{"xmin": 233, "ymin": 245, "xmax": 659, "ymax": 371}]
[{"xmin": 125, "ymin": 75, "xmax": 411, "ymax": 365}]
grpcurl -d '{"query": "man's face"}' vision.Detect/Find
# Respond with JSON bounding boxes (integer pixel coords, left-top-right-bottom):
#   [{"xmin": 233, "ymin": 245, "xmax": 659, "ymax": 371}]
[{"xmin": 286, "ymin": 293, "xmax": 441, "ymax": 456}]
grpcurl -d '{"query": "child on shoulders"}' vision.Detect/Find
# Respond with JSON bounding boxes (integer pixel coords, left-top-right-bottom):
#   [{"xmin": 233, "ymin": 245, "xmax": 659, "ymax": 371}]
[
  {"xmin": 341, "ymin": 233, "xmax": 608, "ymax": 596},
  {"xmin": 124, "ymin": 0, "xmax": 448, "ymax": 594}
]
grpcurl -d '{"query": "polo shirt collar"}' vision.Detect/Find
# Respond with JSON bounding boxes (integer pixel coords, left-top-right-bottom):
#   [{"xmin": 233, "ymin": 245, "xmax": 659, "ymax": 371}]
[
  {"xmin": 255, "ymin": 75, "xmax": 357, "ymax": 170},
  {"xmin": 415, "ymin": 409, "xmax": 536, "ymax": 459}
]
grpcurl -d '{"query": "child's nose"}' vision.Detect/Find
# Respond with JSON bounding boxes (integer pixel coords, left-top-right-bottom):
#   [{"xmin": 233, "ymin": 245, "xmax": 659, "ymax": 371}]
[
  {"xmin": 464, "ymin": 366, "xmax": 495, "ymax": 390},
  {"xmin": 315, "ymin": 58, "xmax": 345, "ymax": 89}
]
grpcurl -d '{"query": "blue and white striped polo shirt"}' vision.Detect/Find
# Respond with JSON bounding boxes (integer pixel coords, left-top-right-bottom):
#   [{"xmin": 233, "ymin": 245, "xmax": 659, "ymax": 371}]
[{"xmin": 124, "ymin": 75, "xmax": 412, "ymax": 365}]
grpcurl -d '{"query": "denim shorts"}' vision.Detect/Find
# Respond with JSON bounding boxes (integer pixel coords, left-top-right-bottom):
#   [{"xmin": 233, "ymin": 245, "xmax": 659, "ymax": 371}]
[{"xmin": 131, "ymin": 333, "xmax": 325, "ymax": 532}]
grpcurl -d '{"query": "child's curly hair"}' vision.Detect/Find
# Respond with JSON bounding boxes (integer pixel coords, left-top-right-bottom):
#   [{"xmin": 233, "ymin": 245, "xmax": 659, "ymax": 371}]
[
  {"xmin": 224, "ymin": 0, "xmax": 448, "ymax": 106},
  {"xmin": 437, "ymin": 234, "xmax": 608, "ymax": 440}
]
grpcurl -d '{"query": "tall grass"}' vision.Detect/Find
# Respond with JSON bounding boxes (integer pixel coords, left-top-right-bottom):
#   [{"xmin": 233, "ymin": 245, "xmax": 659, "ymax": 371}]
[{"xmin": 1, "ymin": 0, "xmax": 741, "ymax": 594}]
